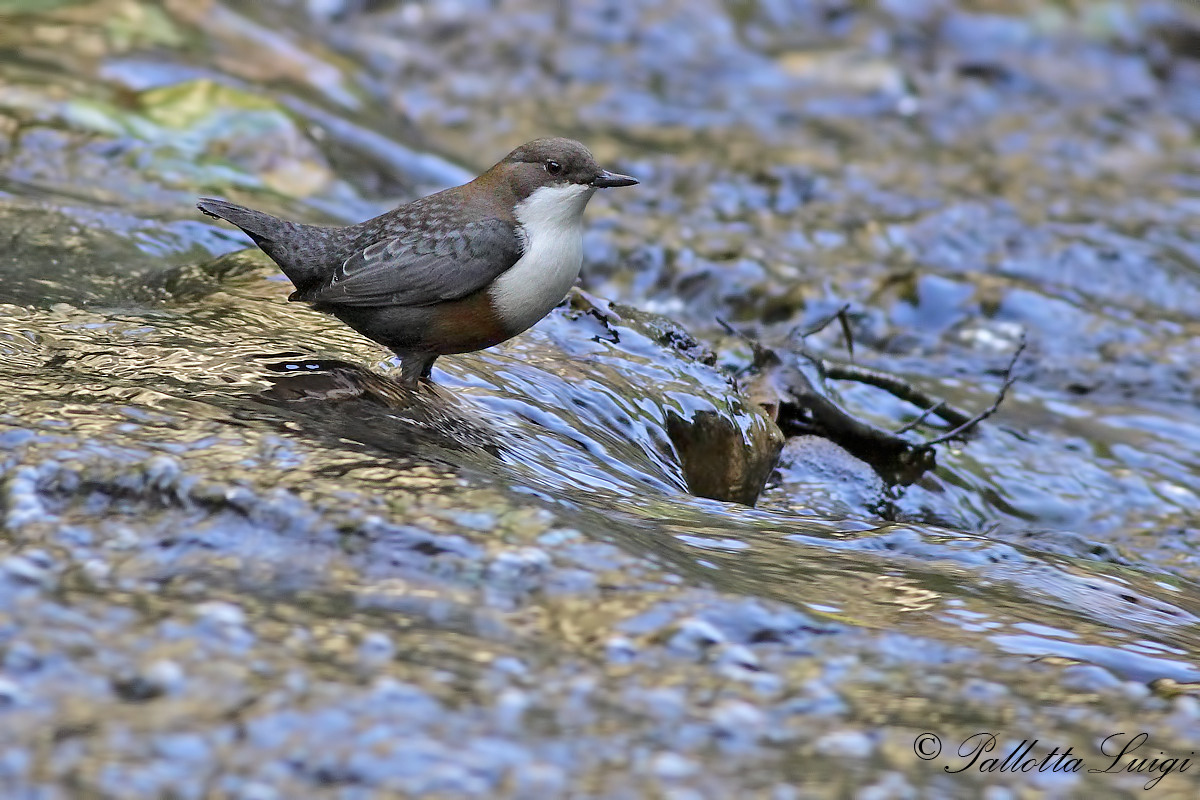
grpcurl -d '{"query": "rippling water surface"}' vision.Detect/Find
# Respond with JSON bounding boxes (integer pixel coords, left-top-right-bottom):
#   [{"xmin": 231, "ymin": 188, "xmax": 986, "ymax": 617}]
[{"xmin": 3, "ymin": 1, "xmax": 1200, "ymax": 796}]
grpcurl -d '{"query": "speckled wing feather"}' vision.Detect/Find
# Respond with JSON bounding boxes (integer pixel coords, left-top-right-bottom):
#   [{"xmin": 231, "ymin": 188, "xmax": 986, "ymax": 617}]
[{"xmin": 296, "ymin": 216, "xmax": 521, "ymax": 308}]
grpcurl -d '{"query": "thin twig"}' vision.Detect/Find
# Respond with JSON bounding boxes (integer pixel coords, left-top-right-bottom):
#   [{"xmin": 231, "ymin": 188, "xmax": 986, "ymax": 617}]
[
  {"xmin": 837, "ymin": 306, "xmax": 855, "ymax": 362},
  {"xmin": 916, "ymin": 336, "xmax": 1027, "ymax": 449},
  {"xmin": 716, "ymin": 316, "xmax": 776, "ymax": 367},
  {"xmin": 794, "ymin": 303, "xmax": 856, "ymax": 361},
  {"xmin": 894, "ymin": 401, "xmax": 945, "ymax": 434},
  {"xmin": 798, "ymin": 303, "xmax": 852, "ymax": 338},
  {"xmin": 715, "ymin": 316, "xmax": 739, "ymax": 338}
]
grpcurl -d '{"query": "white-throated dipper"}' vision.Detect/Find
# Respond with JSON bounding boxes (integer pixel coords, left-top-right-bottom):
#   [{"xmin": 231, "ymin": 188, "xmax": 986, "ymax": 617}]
[{"xmin": 197, "ymin": 138, "xmax": 637, "ymax": 388}]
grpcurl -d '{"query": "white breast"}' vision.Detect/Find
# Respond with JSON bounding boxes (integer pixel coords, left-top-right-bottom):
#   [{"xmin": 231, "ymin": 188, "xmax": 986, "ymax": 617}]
[{"xmin": 490, "ymin": 183, "xmax": 596, "ymax": 335}]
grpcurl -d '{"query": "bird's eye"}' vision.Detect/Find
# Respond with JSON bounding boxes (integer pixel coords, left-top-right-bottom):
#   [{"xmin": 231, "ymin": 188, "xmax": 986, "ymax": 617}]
[{"xmin": 545, "ymin": 160, "xmax": 562, "ymax": 176}]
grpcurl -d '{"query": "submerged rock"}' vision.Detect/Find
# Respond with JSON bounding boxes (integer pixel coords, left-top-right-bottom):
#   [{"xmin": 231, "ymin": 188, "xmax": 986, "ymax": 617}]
[{"xmin": 3, "ymin": 0, "xmax": 1200, "ymax": 796}]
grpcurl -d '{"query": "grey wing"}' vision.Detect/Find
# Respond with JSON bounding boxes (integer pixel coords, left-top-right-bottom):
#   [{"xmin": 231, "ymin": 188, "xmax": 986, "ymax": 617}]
[{"xmin": 297, "ymin": 217, "xmax": 521, "ymax": 308}]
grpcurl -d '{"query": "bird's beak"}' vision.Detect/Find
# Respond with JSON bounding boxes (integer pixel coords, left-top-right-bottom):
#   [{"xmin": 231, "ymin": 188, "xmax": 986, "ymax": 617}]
[{"xmin": 591, "ymin": 169, "xmax": 638, "ymax": 188}]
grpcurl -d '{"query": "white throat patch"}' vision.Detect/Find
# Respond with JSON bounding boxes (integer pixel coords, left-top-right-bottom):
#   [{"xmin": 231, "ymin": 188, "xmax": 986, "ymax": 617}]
[{"xmin": 491, "ymin": 183, "xmax": 596, "ymax": 334}]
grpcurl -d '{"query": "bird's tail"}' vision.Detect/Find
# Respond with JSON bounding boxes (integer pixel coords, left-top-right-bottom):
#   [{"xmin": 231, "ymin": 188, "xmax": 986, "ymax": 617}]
[
  {"xmin": 197, "ymin": 198, "xmax": 281, "ymax": 237},
  {"xmin": 197, "ymin": 197, "xmax": 338, "ymax": 290}
]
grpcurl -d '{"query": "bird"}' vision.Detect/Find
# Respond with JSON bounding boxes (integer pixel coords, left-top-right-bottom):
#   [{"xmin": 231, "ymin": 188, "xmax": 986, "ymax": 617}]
[{"xmin": 197, "ymin": 137, "xmax": 637, "ymax": 388}]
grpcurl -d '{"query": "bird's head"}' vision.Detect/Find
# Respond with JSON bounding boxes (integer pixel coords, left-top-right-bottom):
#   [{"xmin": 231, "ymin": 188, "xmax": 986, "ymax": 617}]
[{"xmin": 481, "ymin": 138, "xmax": 638, "ymax": 228}]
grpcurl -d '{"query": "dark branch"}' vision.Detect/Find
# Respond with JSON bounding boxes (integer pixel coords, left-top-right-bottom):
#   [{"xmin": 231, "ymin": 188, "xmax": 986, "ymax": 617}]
[{"xmin": 823, "ymin": 362, "xmax": 974, "ymax": 428}]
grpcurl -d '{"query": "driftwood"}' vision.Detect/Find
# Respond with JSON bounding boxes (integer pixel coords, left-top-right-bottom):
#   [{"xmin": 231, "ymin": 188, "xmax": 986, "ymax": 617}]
[{"xmin": 719, "ymin": 310, "xmax": 1026, "ymax": 485}]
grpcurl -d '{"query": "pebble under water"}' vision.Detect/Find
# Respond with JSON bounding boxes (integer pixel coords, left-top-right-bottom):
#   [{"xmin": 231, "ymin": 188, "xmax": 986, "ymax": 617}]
[{"xmin": 2, "ymin": 0, "xmax": 1200, "ymax": 796}]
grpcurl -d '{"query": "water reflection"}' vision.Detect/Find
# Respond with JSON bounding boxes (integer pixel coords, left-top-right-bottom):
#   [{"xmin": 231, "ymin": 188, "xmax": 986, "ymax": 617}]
[{"xmin": 4, "ymin": 0, "xmax": 1200, "ymax": 792}]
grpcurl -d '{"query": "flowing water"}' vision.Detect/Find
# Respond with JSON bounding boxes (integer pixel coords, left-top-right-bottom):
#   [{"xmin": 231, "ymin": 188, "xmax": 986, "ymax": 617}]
[{"xmin": 2, "ymin": 1, "xmax": 1200, "ymax": 796}]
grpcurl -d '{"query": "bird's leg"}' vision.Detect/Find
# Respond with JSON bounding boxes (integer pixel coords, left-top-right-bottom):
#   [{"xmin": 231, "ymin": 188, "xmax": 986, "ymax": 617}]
[{"xmin": 394, "ymin": 350, "xmax": 438, "ymax": 389}]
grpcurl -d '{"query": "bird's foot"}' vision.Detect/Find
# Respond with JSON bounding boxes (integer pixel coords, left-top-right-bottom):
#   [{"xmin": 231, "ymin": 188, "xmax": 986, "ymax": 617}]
[{"xmin": 392, "ymin": 350, "xmax": 438, "ymax": 390}]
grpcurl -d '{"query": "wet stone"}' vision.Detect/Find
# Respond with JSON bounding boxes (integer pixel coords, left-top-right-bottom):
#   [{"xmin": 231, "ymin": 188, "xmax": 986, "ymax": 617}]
[
  {"xmin": 362, "ymin": 521, "xmax": 482, "ymax": 560},
  {"xmin": 452, "ymin": 511, "xmax": 496, "ymax": 531},
  {"xmin": 650, "ymin": 751, "xmax": 698, "ymax": 780},
  {"xmin": 3, "ymin": 0, "xmax": 1200, "ymax": 796},
  {"xmin": 761, "ymin": 435, "xmax": 887, "ymax": 517},
  {"xmin": 2, "ymin": 642, "xmax": 41, "ymax": 675},
  {"xmin": 1059, "ymin": 665, "xmax": 1122, "ymax": 693},
  {"xmin": 689, "ymin": 599, "xmax": 831, "ymax": 648},
  {"xmin": 355, "ymin": 632, "xmax": 395, "ymax": 668},
  {"xmin": 0, "ymin": 554, "xmax": 57, "ymax": 589},
  {"xmin": 111, "ymin": 666, "xmax": 173, "ymax": 702},
  {"xmin": 960, "ymin": 679, "xmax": 1009, "ymax": 706},
  {"xmin": 152, "ymin": 732, "xmax": 212, "ymax": 763},
  {"xmin": 855, "ymin": 773, "xmax": 918, "ymax": 800},
  {"xmin": 0, "ymin": 429, "xmax": 36, "ymax": 449},
  {"xmin": 193, "ymin": 601, "xmax": 247, "ymax": 628},
  {"xmin": 665, "ymin": 406, "xmax": 784, "ymax": 506},
  {"xmin": 715, "ymin": 643, "xmax": 760, "ymax": 671},
  {"xmin": 814, "ymin": 729, "xmax": 875, "ymax": 759},
  {"xmin": 605, "ymin": 636, "xmax": 638, "ymax": 664},
  {"xmin": 710, "ymin": 700, "xmax": 767, "ymax": 743},
  {"xmin": 0, "ymin": 677, "xmax": 26, "ymax": 707},
  {"xmin": 780, "ymin": 684, "xmax": 846, "ymax": 718},
  {"xmin": 485, "ymin": 548, "xmax": 551, "ymax": 584},
  {"xmin": 980, "ymin": 788, "xmax": 1017, "ymax": 800},
  {"xmin": 511, "ymin": 763, "xmax": 567, "ymax": 797},
  {"xmin": 669, "ymin": 618, "xmax": 727, "ymax": 655},
  {"xmin": 3, "ymin": 466, "xmax": 52, "ymax": 529}
]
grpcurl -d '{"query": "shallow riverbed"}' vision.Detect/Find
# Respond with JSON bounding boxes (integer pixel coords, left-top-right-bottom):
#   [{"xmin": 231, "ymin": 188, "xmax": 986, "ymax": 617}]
[{"xmin": 2, "ymin": 1, "xmax": 1200, "ymax": 796}]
